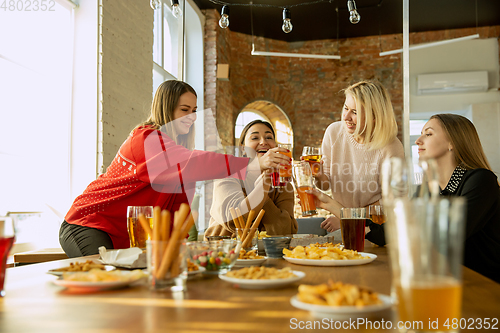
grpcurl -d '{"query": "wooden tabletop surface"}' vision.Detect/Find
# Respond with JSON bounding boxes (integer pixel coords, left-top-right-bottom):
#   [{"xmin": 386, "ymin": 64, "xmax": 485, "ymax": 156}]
[{"xmin": 2, "ymin": 242, "xmax": 499, "ymax": 333}]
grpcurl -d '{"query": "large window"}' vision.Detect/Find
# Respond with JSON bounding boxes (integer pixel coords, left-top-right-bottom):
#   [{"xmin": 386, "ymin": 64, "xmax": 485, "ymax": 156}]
[{"xmin": 0, "ymin": 1, "xmax": 75, "ymax": 248}]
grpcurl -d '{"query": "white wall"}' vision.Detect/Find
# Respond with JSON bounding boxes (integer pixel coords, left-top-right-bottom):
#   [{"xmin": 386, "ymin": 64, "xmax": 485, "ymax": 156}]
[{"xmin": 409, "ymin": 37, "xmax": 500, "ymax": 176}]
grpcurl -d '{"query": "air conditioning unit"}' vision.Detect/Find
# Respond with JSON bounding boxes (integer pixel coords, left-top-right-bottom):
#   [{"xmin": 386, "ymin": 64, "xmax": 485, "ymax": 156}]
[{"xmin": 417, "ymin": 71, "xmax": 488, "ymax": 95}]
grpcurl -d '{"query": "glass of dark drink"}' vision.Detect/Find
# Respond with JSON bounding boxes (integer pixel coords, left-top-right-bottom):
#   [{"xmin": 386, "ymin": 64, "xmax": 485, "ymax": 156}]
[
  {"xmin": 339, "ymin": 208, "xmax": 366, "ymax": 252},
  {"xmin": 1, "ymin": 217, "xmax": 15, "ymax": 297}
]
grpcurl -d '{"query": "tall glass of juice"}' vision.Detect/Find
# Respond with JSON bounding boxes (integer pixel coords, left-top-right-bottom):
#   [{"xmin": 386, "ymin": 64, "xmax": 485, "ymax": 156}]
[{"xmin": 292, "ymin": 161, "xmax": 317, "ymax": 217}]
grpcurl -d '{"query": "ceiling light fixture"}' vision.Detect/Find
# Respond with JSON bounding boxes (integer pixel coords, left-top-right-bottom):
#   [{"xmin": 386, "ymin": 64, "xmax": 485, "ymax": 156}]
[
  {"xmin": 251, "ymin": 44, "xmax": 340, "ymax": 60},
  {"xmin": 379, "ymin": 34, "xmax": 480, "ymax": 56},
  {"xmin": 347, "ymin": 0, "xmax": 360, "ymax": 24},
  {"xmin": 282, "ymin": 8, "xmax": 293, "ymax": 34},
  {"xmin": 171, "ymin": 0, "xmax": 182, "ymax": 18},
  {"xmin": 219, "ymin": 5, "xmax": 230, "ymax": 29}
]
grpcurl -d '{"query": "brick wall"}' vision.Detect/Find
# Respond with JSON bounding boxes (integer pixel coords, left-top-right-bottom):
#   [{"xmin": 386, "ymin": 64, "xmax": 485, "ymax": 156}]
[
  {"xmin": 99, "ymin": 0, "xmax": 153, "ymax": 170},
  {"xmin": 204, "ymin": 8, "xmax": 499, "ymax": 160}
]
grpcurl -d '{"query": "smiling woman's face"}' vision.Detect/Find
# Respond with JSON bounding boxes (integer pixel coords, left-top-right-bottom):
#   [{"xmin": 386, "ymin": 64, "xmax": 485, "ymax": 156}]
[
  {"xmin": 243, "ymin": 123, "xmax": 276, "ymax": 157},
  {"xmin": 172, "ymin": 92, "xmax": 197, "ymax": 136}
]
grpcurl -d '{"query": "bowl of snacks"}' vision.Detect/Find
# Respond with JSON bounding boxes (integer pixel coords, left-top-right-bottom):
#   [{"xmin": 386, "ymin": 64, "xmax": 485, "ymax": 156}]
[
  {"xmin": 262, "ymin": 236, "xmax": 292, "ymax": 258},
  {"xmin": 186, "ymin": 239, "xmax": 240, "ymax": 274}
]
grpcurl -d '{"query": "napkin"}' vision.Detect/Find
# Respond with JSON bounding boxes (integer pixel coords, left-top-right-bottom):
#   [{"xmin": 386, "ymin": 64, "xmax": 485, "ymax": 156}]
[{"xmin": 98, "ymin": 246, "xmax": 147, "ymax": 269}]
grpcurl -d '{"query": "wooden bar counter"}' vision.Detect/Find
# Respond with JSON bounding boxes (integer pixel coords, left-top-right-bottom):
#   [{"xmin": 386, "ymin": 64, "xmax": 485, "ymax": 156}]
[{"xmin": 2, "ymin": 242, "xmax": 499, "ymax": 333}]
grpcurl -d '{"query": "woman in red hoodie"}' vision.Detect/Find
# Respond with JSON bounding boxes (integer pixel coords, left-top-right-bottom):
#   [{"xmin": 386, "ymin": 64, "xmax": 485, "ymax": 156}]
[{"xmin": 60, "ymin": 80, "xmax": 289, "ymax": 257}]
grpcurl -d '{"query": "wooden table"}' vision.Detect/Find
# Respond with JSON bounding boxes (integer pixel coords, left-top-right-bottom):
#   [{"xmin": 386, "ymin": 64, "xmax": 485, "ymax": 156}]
[{"xmin": 2, "ymin": 242, "xmax": 499, "ymax": 333}]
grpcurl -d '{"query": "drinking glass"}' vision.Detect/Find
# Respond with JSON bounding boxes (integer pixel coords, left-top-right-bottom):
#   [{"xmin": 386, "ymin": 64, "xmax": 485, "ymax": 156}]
[
  {"xmin": 1, "ymin": 217, "xmax": 15, "ymax": 297},
  {"xmin": 384, "ymin": 197, "xmax": 466, "ymax": 333},
  {"xmin": 339, "ymin": 207, "xmax": 366, "ymax": 252},
  {"xmin": 301, "ymin": 146, "xmax": 322, "ymax": 176},
  {"xmin": 368, "ymin": 205, "xmax": 385, "ymax": 225},
  {"xmin": 292, "ymin": 161, "xmax": 317, "ymax": 217},
  {"xmin": 270, "ymin": 168, "xmax": 286, "ymax": 188},
  {"xmin": 277, "ymin": 143, "xmax": 292, "ymax": 183},
  {"xmin": 127, "ymin": 206, "xmax": 154, "ymax": 248},
  {"xmin": 147, "ymin": 240, "xmax": 187, "ymax": 292}
]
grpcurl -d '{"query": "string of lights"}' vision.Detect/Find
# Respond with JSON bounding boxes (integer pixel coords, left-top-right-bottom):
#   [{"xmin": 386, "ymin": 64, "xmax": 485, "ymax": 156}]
[{"xmin": 151, "ymin": 0, "xmax": 365, "ymax": 33}]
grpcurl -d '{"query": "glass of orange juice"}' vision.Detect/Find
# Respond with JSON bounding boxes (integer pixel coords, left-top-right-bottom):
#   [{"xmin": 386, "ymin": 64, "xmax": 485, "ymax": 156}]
[
  {"xmin": 385, "ymin": 197, "xmax": 466, "ymax": 333},
  {"xmin": 292, "ymin": 161, "xmax": 317, "ymax": 217},
  {"xmin": 277, "ymin": 143, "xmax": 292, "ymax": 184}
]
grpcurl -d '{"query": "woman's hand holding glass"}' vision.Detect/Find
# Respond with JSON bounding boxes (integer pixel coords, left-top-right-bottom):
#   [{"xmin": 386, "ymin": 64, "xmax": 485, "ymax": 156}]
[{"xmin": 257, "ymin": 147, "xmax": 291, "ymax": 172}]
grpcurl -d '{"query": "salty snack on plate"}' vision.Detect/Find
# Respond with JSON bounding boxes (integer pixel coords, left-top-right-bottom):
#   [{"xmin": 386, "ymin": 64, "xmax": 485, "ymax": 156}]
[
  {"xmin": 238, "ymin": 249, "xmax": 265, "ymax": 260},
  {"xmin": 298, "ymin": 281, "xmax": 382, "ymax": 307},
  {"xmin": 307, "ymin": 242, "xmax": 337, "ymax": 248},
  {"xmin": 226, "ymin": 266, "xmax": 296, "ymax": 280},
  {"xmin": 51, "ymin": 260, "xmax": 106, "ymax": 272},
  {"xmin": 187, "ymin": 259, "xmax": 199, "ymax": 272},
  {"xmin": 283, "ymin": 245, "xmax": 369, "ymax": 260},
  {"xmin": 62, "ymin": 269, "xmax": 147, "ymax": 282}
]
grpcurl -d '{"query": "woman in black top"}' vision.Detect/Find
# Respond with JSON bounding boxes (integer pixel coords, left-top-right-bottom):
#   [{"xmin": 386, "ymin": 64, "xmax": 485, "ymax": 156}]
[{"xmin": 415, "ymin": 113, "xmax": 500, "ymax": 283}]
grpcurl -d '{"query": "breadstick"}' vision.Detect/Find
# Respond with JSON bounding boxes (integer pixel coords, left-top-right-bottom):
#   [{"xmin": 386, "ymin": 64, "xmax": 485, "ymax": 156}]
[
  {"xmin": 241, "ymin": 209, "xmax": 256, "ymax": 245},
  {"xmin": 229, "ymin": 207, "xmax": 243, "ymax": 239},
  {"xmin": 156, "ymin": 204, "xmax": 190, "ymax": 278},
  {"xmin": 234, "ymin": 207, "xmax": 247, "ymax": 233},
  {"xmin": 138, "ymin": 214, "xmax": 152, "ymax": 238},
  {"xmin": 242, "ymin": 209, "xmax": 265, "ymax": 248}
]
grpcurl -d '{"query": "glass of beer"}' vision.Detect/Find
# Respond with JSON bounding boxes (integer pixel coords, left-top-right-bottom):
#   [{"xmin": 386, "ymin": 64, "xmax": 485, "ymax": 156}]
[
  {"xmin": 277, "ymin": 143, "xmax": 292, "ymax": 184},
  {"xmin": 0, "ymin": 217, "xmax": 15, "ymax": 297},
  {"xmin": 384, "ymin": 197, "xmax": 466, "ymax": 333},
  {"xmin": 339, "ymin": 207, "xmax": 366, "ymax": 252},
  {"xmin": 127, "ymin": 206, "xmax": 154, "ymax": 248},
  {"xmin": 301, "ymin": 146, "xmax": 322, "ymax": 176},
  {"xmin": 368, "ymin": 205, "xmax": 385, "ymax": 225},
  {"xmin": 292, "ymin": 161, "xmax": 317, "ymax": 217}
]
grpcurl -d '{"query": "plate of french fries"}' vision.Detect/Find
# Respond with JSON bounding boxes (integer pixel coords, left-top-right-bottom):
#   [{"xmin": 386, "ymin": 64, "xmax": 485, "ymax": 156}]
[
  {"xmin": 52, "ymin": 269, "xmax": 147, "ymax": 292},
  {"xmin": 290, "ymin": 281, "xmax": 392, "ymax": 318},
  {"xmin": 47, "ymin": 260, "xmax": 116, "ymax": 276},
  {"xmin": 282, "ymin": 245, "xmax": 377, "ymax": 266},
  {"xmin": 234, "ymin": 249, "xmax": 267, "ymax": 266},
  {"xmin": 219, "ymin": 266, "xmax": 305, "ymax": 289}
]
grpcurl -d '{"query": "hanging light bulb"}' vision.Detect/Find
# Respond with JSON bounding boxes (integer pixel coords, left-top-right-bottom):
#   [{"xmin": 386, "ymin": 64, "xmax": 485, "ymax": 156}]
[
  {"xmin": 282, "ymin": 8, "xmax": 293, "ymax": 34},
  {"xmin": 150, "ymin": 0, "xmax": 161, "ymax": 10},
  {"xmin": 347, "ymin": 0, "xmax": 360, "ymax": 24},
  {"xmin": 171, "ymin": 0, "xmax": 182, "ymax": 18},
  {"xmin": 219, "ymin": 5, "xmax": 230, "ymax": 29}
]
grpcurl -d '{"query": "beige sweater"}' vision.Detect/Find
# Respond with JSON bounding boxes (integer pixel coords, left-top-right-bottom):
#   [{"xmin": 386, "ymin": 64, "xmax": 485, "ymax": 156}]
[
  {"xmin": 205, "ymin": 172, "xmax": 298, "ymax": 238},
  {"xmin": 322, "ymin": 121, "xmax": 404, "ymax": 208}
]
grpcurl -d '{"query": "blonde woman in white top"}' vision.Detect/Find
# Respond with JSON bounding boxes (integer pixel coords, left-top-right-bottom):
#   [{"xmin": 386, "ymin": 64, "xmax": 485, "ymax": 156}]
[{"xmin": 310, "ymin": 80, "xmax": 404, "ymax": 245}]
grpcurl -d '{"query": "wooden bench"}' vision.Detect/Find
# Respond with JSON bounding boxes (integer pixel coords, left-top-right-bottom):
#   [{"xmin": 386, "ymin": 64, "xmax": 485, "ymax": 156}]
[{"xmin": 13, "ymin": 248, "xmax": 68, "ymax": 265}]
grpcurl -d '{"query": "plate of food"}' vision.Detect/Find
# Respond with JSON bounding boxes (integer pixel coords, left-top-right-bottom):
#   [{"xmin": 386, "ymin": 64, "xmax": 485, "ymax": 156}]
[
  {"xmin": 234, "ymin": 248, "xmax": 267, "ymax": 266},
  {"xmin": 290, "ymin": 281, "xmax": 392, "ymax": 319},
  {"xmin": 219, "ymin": 266, "xmax": 305, "ymax": 289},
  {"xmin": 52, "ymin": 269, "xmax": 147, "ymax": 292},
  {"xmin": 283, "ymin": 246, "xmax": 377, "ymax": 266},
  {"xmin": 47, "ymin": 260, "xmax": 116, "ymax": 276},
  {"xmin": 234, "ymin": 257, "xmax": 268, "ymax": 266}
]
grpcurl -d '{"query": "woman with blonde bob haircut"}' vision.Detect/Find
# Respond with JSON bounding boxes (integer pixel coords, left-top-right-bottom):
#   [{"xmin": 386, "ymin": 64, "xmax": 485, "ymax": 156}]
[
  {"xmin": 415, "ymin": 113, "xmax": 500, "ymax": 282},
  {"xmin": 310, "ymin": 80, "xmax": 404, "ymax": 244},
  {"xmin": 60, "ymin": 80, "xmax": 285, "ymax": 257}
]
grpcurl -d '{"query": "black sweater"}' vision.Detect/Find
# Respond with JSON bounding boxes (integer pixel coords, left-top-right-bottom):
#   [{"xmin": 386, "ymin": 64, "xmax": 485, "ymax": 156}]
[{"xmin": 366, "ymin": 168, "xmax": 500, "ymax": 283}]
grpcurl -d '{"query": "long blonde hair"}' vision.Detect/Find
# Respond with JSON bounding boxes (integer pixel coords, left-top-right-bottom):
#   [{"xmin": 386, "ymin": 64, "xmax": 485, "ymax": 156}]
[
  {"xmin": 136, "ymin": 80, "xmax": 197, "ymax": 149},
  {"xmin": 431, "ymin": 114, "xmax": 492, "ymax": 171},
  {"xmin": 343, "ymin": 80, "xmax": 398, "ymax": 150}
]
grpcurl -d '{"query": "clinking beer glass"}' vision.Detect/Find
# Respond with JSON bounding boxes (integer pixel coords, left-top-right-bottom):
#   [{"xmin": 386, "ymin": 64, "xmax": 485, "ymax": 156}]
[
  {"xmin": 292, "ymin": 161, "xmax": 317, "ymax": 217},
  {"xmin": 301, "ymin": 146, "xmax": 322, "ymax": 176}
]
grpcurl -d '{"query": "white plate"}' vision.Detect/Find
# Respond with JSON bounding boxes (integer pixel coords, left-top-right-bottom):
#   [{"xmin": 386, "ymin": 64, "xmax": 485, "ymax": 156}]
[
  {"xmin": 47, "ymin": 265, "xmax": 116, "ymax": 277},
  {"xmin": 234, "ymin": 257, "xmax": 268, "ymax": 267},
  {"xmin": 290, "ymin": 294, "xmax": 392, "ymax": 319},
  {"xmin": 219, "ymin": 270, "xmax": 305, "ymax": 289},
  {"xmin": 52, "ymin": 273, "xmax": 146, "ymax": 292},
  {"xmin": 283, "ymin": 253, "xmax": 377, "ymax": 266},
  {"xmin": 188, "ymin": 266, "xmax": 206, "ymax": 275}
]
